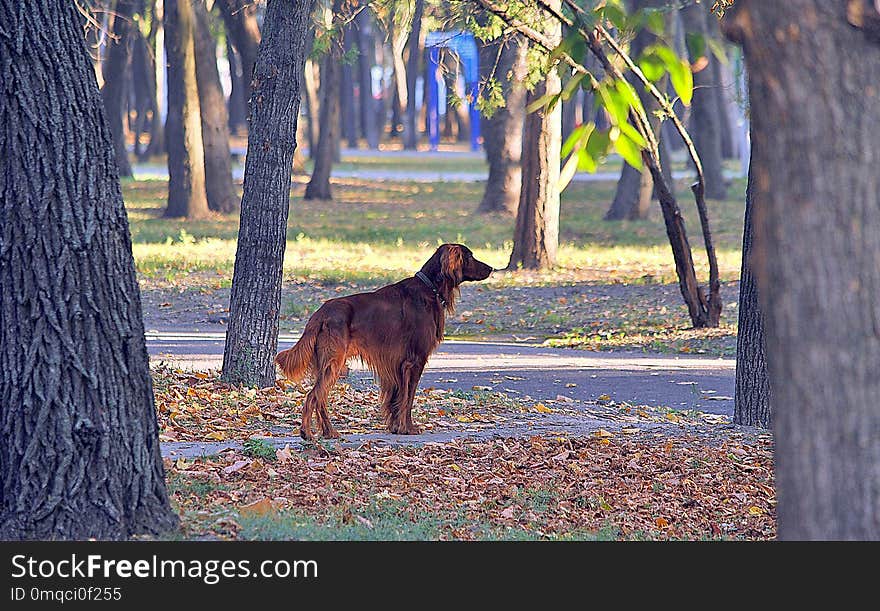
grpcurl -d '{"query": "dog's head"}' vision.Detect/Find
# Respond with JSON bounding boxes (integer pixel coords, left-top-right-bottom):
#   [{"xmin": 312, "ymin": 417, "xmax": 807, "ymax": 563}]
[
  {"xmin": 432, "ymin": 243, "xmax": 493, "ymax": 285},
  {"xmin": 420, "ymin": 244, "xmax": 493, "ymax": 313}
]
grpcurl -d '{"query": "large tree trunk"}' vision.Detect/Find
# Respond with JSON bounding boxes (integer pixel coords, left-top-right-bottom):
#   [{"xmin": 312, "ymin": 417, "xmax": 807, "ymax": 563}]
[
  {"xmin": 305, "ymin": 0, "xmax": 343, "ymax": 201},
  {"xmin": 680, "ymin": 2, "xmax": 727, "ymax": 200},
  {"xmin": 402, "ymin": 0, "xmax": 424, "ymax": 150},
  {"xmin": 216, "ymin": 0, "xmax": 261, "ymax": 129},
  {"xmin": 605, "ymin": 0, "xmax": 671, "ymax": 221},
  {"xmin": 507, "ymin": 47, "xmax": 562, "ymax": 270},
  {"xmin": 476, "ymin": 36, "xmax": 527, "ymax": 215},
  {"xmin": 164, "ymin": 0, "xmax": 209, "ymax": 218},
  {"xmin": 724, "ymin": 0, "xmax": 880, "ymax": 540},
  {"xmin": 222, "ymin": 0, "xmax": 314, "ymax": 386},
  {"xmin": 101, "ymin": 0, "xmax": 137, "ymax": 178},
  {"xmin": 193, "ymin": 0, "xmax": 237, "ymax": 214},
  {"xmin": 734, "ymin": 158, "xmax": 770, "ymax": 428},
  {"xmin": 0, "ymin": 0, "xmax": 178, "ymax": 540}
]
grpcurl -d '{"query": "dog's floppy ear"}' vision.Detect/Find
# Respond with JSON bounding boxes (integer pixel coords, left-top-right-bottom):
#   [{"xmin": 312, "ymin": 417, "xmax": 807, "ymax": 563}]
[{"xmin": 440, "ymin": 244, "xmax": 464, "ymax": 285}]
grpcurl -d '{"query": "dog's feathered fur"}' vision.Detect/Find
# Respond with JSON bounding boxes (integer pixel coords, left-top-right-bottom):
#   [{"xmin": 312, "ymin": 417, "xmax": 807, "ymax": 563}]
[{"xmin": 275, "ymin": 244, "xmax": 493, "ymax": 438}]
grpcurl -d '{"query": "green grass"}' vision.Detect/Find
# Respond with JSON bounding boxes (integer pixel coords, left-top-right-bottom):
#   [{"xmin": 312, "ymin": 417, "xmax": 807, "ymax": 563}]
[
  {"xmin": 235, "ymin": 500, "xmax": 620, "ymax": 541},
  {"xmin": 124, "ymin": 172, "xmax": 746, "ymax": 289}
]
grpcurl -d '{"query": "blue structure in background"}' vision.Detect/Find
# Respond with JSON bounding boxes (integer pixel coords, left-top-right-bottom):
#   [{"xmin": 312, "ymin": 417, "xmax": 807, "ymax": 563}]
[{"xmin": 424, "ymin": 31, "xmax": 481, "ymax": 151}]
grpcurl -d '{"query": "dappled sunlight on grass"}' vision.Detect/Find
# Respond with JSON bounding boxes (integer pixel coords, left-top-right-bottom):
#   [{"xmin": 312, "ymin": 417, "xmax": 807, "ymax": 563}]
[{"xmin": 123, "ymin": 174, "xmax": 745, "ymax": 289}]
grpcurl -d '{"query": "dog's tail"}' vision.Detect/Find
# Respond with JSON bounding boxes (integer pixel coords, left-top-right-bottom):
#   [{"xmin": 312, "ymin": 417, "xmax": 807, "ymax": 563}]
[{"xmin": 275, "ymin": 318, "xmax": 319, "ymax": 381}]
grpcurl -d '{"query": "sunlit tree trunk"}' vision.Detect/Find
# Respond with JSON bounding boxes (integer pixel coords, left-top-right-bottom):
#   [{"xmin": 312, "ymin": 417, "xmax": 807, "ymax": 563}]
[
  {"xmin": 222, "ymin": 0, "xmax": 315, "ymax": 386},
  {"xmin": 164, "ymin": 0, "xmax": 209, "ymax": 218}
]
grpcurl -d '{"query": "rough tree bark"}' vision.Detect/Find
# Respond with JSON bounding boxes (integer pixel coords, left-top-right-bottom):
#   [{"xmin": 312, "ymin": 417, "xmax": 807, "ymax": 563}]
[
  {"xmin": 507, "ymin": 13, "xmax": 562, "ymax": 271},
  {"xmin": 222, "ymin": 0, "xmax": 315, "ymax": 386},
  {"xmin": 403, "ymin": 0, "xmax": 424, "ymax": 149},
  {"xmin": 164, "ymin": 0, "xmax": 209, "ymax": 218},
  {"xmin": 734, "ymin": 160, "xmax": 770, "ymax": 428},
  {"xmin": 680, "ymin": 2, "xmax": 727, "ymax": 200},
  {"xmin": 193, "ymin": 0, "xmax": 237, "ymax": 214},
  {"xmin": 476, "ymin": 36, "xmax": 527, "ymax": 215},
  {"xmin": 305, "ymin": 0, "xmax": 344, "ymax": 201},
  {"xmin": 725, "ymin": 0, "xmax": 880, "ymax": 540},
  {"xmin": 101, "ymin": 0, "xmax": 137, "ymax": 177},
  {"xmin": 0, "ymin": 0, "xmax": 178, "ymax": 539},
  {"xmin": 605, "ymin": 0, "xmax": 670, "ymax": 221},
  {"xmin": 217, "ymin": 0, "xmax": 261, "ymax": 128}
]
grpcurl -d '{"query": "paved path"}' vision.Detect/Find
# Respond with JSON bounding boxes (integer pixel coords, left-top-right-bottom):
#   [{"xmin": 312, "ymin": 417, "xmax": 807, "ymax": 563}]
[
  {"xmin": 131, "ymin": 147, "xmax": 745, "ymax": 184},
  {"xmin": 147, "ymin": 329, "xmax": 734, "ymax": 415}
]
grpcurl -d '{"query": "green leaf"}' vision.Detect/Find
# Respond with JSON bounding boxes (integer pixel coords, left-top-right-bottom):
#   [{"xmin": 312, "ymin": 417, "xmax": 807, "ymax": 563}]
[
  {"xmin": 637, "ymin": 53, "xmax": 666, "ymax": 82},
  {"xmin": 614, "ymin": 79, "xmax": 645, "ymax": 118},
  {"xmin": 612, "ymin": 131, "xmax": 643, "ymax": 170},
  {"xmin": 618, "ymin": 120, "xmax": 647, "ymax": 149},
  {"xmin": 596, "ymin": 81, "xmax": 628, "ymax": 127},
  {"xmin": 649, "ymin": 45, "xmax": 693, "ymax": 105},
  {"xmin": 558, "ymin": 149, "xmax": 580, "ymax": 191},
  {"xmin": 585, "ymin": 128, "xmax": 612, "ymax": 169},
  {"xmin": 642, "ymin": 8, "xmax": 666, "ymax": 36},
  {"xmin": 577, "ymin": 147, "xmax": 598, "ymax": 173},
  {"xmin": 685, "ymin": 32, "xmax": 706, "ymax": 61},
  {"xmin": 560, "ymin": 122, "xmax": 594, "ymax": 158},
  {"xmin": 602, "ymin": 5, "xmax": 628, "ymax": 31},
  {"xmin": 668, "ymin": 59, "xmax": 693, "ymax": 105},
  {"xmin": 561, "ymin": 71, "xmax": 587, "ymax": 102},
  {"xmin": 526, "ymin": 92, "xmax": 560, "ymax": 114},
  {"xmin": 707, "ymin": 37, "xmax": 729, "ymax": 65},
  {"xmin": 552, "ymin": 29, "xmax": 587, "ymax": 65}
]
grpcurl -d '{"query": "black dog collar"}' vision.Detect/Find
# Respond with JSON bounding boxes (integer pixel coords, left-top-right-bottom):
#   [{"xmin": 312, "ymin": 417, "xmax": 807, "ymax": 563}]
[{"xmin": 415, "ymin": 271, "xmax": 447, "ymax": 308}]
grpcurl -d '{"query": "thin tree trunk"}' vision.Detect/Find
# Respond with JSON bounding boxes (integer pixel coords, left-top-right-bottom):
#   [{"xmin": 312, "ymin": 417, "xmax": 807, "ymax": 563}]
[
  {"xmin": 225, "ymin": 37, "xmax": 247, "ymax": 133},
  {"xmin": 403, "ymin": 0, "xmax": 424, "ymax": 150},
  {"xmin": 193, "ymin": 0, "xmax": 237, "ymax": 213},
  {"xmin": 101, "ymin": 0, "xmax": 137, "ymax": 177},
  {"xmin": 216, "ymin": 0, "xmax": 261, "ymax": 127},
  {"xmin": 507, "ymin": 43, "xmax": 562, "ymax": 269},
  {"xmin": 131, "ymin": 24, "xmax": 155, "ymax": 158},
  {"xmin": 355, "ymin": 10, "xmax": 379, "ymax": 149},
  {"xmin": 143, "ymin": 0, "xmax": 165, "ymax": 158},
  {"xmin": 341, "ymin": 24, "xmax": 359, "ymax": 147},
  {"xmin": 305, "ymin": 0, "xmax": 343, "ymax": 201},
  {"xmin": 605, "ymin": 0, "xmax": 670, "ymax": 221},
  {"xmin": 734, "ymin": 158, "xmax": 770, "ymax": 428},
  {"xmin": 164, "ymin": 0, "xmax": 209, "ymax": 218},
  {"xmin": 680, "ymin": 2, "xmax": 727, "ymax": 200},
  {"xmin": 704, "ymin": 12, "xmax": 736, "ymax": 160},
  {"xmin": 303, "ymin": 57, "xmax": 321, "ymax": 158},
  {"xmin": 222, "ymin": 0, "xmax": 315, "ymax": 386},
  {"xmin": 725, "ymin": 0, "xmax": 880, "ymax": 540},
  {"xmin": 476, "ymin": 36, "xmax": 527, "ymax": 215},
  {"xmin": 0, "ymin": 0, "xmax": 178, "ymax": 540}
]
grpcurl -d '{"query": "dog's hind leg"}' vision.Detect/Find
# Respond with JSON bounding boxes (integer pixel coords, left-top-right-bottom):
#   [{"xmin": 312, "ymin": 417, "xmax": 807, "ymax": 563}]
[
  {"xmin": 391, "ymin": 358, "xmax": 424, "ymax": 435},
  {"xmin": 312, "ymin": 356, "xmax": 344, "ymax": 439}
]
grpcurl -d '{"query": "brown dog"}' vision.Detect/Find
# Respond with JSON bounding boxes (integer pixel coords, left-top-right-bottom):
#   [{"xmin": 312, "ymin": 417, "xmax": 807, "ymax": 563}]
[{"xmin": 275, "ymin": 244, "xmax": 493, "ymax": 439}]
